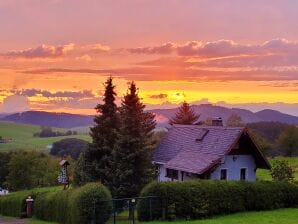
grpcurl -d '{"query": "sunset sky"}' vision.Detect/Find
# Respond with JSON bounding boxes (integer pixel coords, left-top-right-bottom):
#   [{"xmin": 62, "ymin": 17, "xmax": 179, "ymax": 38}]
[{"xmin": 0, "ymin": 0, "xmax": 298, "ymax": 115}]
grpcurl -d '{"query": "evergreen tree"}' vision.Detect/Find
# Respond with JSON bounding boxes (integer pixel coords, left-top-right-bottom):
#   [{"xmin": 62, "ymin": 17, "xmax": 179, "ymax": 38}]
[
  {"xmin": 74, "ymin": 77, "xmax": 119, "ymax": 187},
  {"xmin": 169, "ymin": 101, "xmax": 200, "ymax": 125},
  {"xmin": 113, "ymin": 82, "xmax": 156, "ymax": 198}
]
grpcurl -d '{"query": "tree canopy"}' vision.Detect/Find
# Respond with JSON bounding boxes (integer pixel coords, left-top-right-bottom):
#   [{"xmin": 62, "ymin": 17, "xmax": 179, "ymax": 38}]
[
  {"xmin": 169, "ymin": 102, "xmax": 200, "ymax": 125},
  {"xmin": 112, "ymin": 82, "xmax": 156, "ymax": 198},
  {"xmin": 74, "ymin": 77, "xmax": 120, "ymax": 188}
]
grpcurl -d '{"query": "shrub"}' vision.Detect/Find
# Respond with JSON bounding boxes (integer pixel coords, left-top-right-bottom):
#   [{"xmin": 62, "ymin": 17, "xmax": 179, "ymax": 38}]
[
  {"xmin": 138, "ymin": 180, "xmax": 298, "ymax": 221},
  {"xmin": 34, "ymin": 183, "xmax": 112, "ymax": 224},
  {"xmin": 271, "ymin": 159, "xmax": 294, "ymax": 182},
  {"xmin": 0, "ymin": 187, "xmax": 59, "ymax": 217}
]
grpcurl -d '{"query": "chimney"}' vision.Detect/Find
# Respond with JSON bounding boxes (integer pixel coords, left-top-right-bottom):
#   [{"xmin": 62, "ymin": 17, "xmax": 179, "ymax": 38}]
[{"xmin": 212, "ymin": 117, "xmax": 223, "ymax": 126}]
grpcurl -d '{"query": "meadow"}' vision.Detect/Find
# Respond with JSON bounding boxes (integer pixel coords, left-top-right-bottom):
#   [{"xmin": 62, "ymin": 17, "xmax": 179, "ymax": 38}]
[
  {"xmin": 257, "ymin": 157, "xmax": 298, "ymax": 180},
  {"xmin": 0, "ymin": 122, "xmax": 91, "ymax": 151},
  {"xmin": 2, "ymin": 208, "xmax": 298, "ymax": 224}
]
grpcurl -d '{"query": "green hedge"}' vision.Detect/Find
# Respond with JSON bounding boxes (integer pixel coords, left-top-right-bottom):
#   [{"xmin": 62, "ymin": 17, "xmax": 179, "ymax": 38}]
[
  {"xmin": 0, "ymin": 187, "xmax": 59, "ymax": 217},
  {"xmin": 138, "ymin": 180, "xmax": 298, "ymax": 221},
  {"xmin": 34, "ymin": 183, "xmax": 112, "ymax": 224}
]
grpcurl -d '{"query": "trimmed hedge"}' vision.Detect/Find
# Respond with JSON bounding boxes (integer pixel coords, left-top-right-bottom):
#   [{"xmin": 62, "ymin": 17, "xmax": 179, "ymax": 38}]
[
  {"xmin": 0, "ymin": 187, "xmax": 59, "ymax": 217},
  {"xmin": 138, "ymin": 180, "xmax": 298, "ymax": 221},
  {"xmin": 34, "ymin": 183, "xmax": 112, "ymax": 224}
]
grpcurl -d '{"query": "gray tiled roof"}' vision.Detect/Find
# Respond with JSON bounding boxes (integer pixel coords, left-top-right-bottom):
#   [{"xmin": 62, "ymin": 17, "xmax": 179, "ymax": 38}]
[{"xmin": 153, "ymin": 125, "xmax": 244, "ymax": 174}]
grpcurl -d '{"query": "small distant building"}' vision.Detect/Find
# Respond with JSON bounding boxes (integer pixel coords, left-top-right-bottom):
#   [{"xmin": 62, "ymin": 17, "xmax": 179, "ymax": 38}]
[
  {"xmin": 153, "ymin": 119, "xmax": 270, "ymax": 182},
  {"xmin": 0, "ymin": 187, "xmax": 9, "ymax": 196}
]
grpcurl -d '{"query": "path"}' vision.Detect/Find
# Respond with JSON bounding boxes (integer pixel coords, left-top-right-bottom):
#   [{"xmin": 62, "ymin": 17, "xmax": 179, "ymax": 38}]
[{"xmin": 0, "ymin": 218, "xmax": 27, "ymax": 224}]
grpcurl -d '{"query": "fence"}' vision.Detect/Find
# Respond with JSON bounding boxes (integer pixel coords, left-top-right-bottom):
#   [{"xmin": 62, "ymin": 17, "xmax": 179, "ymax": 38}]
[{"xmin": 91, "ymin": 196, "xmax": 166, "ymax": 224}]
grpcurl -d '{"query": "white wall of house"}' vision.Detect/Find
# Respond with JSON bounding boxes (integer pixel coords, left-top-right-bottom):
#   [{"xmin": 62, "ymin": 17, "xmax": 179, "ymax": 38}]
[
  {"xmin": 210, "ymin": 155, "xmax": 256, "ymax": 181},
  {"xmin": 156, "ymin": 154, "xmax": 257, "ymax": 182}
]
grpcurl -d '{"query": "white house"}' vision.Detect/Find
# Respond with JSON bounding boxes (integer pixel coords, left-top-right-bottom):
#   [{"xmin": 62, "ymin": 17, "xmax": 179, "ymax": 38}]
[
  {"xmin": 153, "ymin": 120, "xmax": 270, "ymax": 182},
  {"xmin": 0, "ymin": 188, "xmax": 9, "ymax": 196}
]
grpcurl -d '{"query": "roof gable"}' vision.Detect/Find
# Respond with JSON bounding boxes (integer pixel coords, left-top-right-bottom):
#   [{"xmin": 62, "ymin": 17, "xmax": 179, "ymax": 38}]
[{"xmin": 153, "ymin": 125, "xmax": 269, "ymax": 174}]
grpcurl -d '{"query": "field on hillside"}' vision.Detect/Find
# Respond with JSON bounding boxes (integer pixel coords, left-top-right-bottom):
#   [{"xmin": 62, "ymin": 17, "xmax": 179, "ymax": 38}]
[
  {"xmin": 257, "ymin": 157, "xmax": 298, "ymax": 180},
  {"xmin": 0, "ymin": 122, "xmax": 91, "ymax": 151}
]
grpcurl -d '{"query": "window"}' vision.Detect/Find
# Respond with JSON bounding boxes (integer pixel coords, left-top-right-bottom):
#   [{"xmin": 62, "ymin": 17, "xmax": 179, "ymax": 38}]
[
  {"xmin": 166, "ymin": 169, "xmax": 178, "ymax": 180},
  {"xmin": 240, "ymin": 168, "xmax": 247, "ymax": 180},
  {"xmin": 220, "ymin": 169, "xmax": 227, "ymax": 180}
]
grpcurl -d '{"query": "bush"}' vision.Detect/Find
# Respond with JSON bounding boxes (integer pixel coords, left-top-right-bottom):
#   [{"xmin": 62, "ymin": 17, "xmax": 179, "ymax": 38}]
[
  {"xmin": 0, "ymin": 187, "xmax": 59, "ymax": 217},
  {"xmin": 271, "ymin": 159, "xmax": 294, "ymax": 182},
  {"xmin": 34, "ymin": 183, "xmax": 112, "ymax": 224},
  {"xmin": 138, "ymin": 180, "xmax": 298, "ymax": 221}
]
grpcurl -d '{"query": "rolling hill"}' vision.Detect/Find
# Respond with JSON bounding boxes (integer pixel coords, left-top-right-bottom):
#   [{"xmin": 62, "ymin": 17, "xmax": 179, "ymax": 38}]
[
  {"xmin": 1, "ymin": 105, "xmax": 298, "ymax": 129},
  {"xmin": 0, "ymin": 122, "xmax": 91, "ymax": 151}
]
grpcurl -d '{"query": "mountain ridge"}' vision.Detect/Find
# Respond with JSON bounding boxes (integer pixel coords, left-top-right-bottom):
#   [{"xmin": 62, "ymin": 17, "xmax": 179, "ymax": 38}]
[{"xmin": 1, "ymin": 104, "xmax": 298, "ymax": 128}]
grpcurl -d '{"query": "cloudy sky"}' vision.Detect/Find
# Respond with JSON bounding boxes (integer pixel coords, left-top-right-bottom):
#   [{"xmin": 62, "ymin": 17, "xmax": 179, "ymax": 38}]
[{"xmin": 0, "ymin": 0, "xmax": 298, "ymax": 115}]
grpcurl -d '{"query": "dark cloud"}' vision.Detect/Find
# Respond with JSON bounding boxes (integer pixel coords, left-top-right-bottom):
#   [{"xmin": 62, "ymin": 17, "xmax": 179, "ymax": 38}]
[
  {"xmin": 127, "ymin": 39, "xmax": 298, "ymax": 58},
  {"xmin": 149, "ymin": 93, "xmax": 168, "ymax": 99},
  {"xmin": 1, "ymin": 43, "xmax": 110, "ymax": 59},
  {"xmin": 14, "ymin": 89, "xmax": 95, "ymax": 98},
  {"xmin": 2, "ymin": 44, "xmax": 74, "ymax": 59}
]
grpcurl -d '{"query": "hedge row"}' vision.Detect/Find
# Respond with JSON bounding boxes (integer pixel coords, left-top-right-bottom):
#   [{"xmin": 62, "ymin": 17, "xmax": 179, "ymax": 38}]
[
  {"xmin": 34, "ymin": 183, "xmax": 112, "ymax": 224},
  {"xmin": 0, "ymin": 186, "xmax": 59, "ymax": 217},
  {"xmin": 138, "ymin": 180, "xmax": 298, "ymax": 221}
]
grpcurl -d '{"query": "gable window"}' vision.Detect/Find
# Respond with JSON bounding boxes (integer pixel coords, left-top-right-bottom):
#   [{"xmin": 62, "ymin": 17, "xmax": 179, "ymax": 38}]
[
  {"xmin": 240, "ymin": 168, "xmax": 247, "ymax": 180},
  {"xmin": 220, "ymin": 169, "xmax": 227, "ymax": 180},
  {"xmin": 166, "ymin": 169, "xmax": 178, "ymax": 180}
]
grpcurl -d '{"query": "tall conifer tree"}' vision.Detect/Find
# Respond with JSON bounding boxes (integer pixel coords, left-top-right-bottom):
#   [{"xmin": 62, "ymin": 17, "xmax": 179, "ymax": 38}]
[
  {"xmin": 74, "ymin": 77, "xmax": 119, "ymax": 187},
  {"xmin": 113, "ymin": 82, "xmax": 156, "ymax": 198},
  {"xmin": 169, "ymin": 101, "xmax": 200, "ymax": 125}
]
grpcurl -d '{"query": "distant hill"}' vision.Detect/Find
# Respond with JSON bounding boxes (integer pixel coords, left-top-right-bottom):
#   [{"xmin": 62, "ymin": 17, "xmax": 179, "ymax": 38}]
[
  {"xmin": 149, "ymin": 104, "xmax": 298, "ymax": 127},
  {"xmin": 1, "ymin": 111, "xmax": 94, "ymax": 128},
  {"xmin": 1, "ymin": 105, "xmax": 298, "ymax": 129}
]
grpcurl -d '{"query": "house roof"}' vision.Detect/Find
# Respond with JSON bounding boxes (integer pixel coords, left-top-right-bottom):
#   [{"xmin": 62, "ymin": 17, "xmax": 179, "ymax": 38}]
[{"xmin": 153, "ymin": 124, "xmax": 270, "ymax": 174}]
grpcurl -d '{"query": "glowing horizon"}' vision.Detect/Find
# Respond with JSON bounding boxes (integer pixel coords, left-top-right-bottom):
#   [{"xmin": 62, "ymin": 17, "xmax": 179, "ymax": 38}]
[{"xmin": 0, "ymin": 1, "xmax": 297, "ymax": 115}]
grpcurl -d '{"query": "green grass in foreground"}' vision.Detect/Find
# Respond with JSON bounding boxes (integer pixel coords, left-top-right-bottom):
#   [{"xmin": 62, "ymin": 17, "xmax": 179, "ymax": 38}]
[
  {"xmin": 2, "ymin": 208, "xmax": 298, "ymax": 224},
  {"xmin": 257, "ymin": 156, "xmax": 298, "ymax": 181},
  {"xmin": 0, "ymin": 122, "xmax": 91, "ymax": 151}
]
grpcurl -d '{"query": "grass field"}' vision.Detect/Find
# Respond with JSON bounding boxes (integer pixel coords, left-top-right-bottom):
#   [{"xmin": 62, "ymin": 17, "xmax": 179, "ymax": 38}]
[
  {"xmin": 257, "ymin": 157, "xmax": 298, "ymax": 180},
  {"xmin": 2, "ymin": 208, "xmax": 297, "ymax": 224},
  {"xmin": 0, "ymin": 122, "xmax": 91, "ymax": 151}
]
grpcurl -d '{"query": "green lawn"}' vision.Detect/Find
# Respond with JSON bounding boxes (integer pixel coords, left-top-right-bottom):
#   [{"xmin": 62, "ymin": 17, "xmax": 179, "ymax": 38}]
[
  {"xmin": 18, "ymin": 208, "xmax": 298, "ymax": 224},
  {"xmin": 257, "ymin": 157, "xmax": 298, "ymax": 180},
  {"xmin": 144, "ymin": 208, "xmax": 298, "ymax": 224},
  {"xmin": 0, "ymin": 122, "xmax": 91, "ymax": 151}
]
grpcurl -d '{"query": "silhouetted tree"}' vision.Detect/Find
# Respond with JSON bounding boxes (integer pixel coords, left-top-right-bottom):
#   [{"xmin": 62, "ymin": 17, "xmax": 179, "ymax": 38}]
[
  {"xmin": 169, "ymin": 102, "xmax": 200, "ymax": 125},
  {"xmin": 74, "ymin": 77, "xmax": 120, "ymax": 187},
  {"xmin": 113, "ymin": 82, "xmax": 156, "ymax": 198}
]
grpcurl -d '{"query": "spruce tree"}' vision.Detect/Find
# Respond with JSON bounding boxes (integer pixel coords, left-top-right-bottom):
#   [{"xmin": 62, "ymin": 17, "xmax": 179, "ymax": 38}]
[
  {"xmin": 113, "ymin": 82, "xmax": 156, "ymax": 198},
  {"xmin": 74, "ymin": 77, "xmax": 119, "ymax": 187},
  {"xmin": 169, "ymin": 101, "xmax": 200, "ymax": 125}
]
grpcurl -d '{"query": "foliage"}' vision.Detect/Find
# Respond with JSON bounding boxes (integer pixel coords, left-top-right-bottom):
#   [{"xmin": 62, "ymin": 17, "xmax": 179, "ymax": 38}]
[
  {"xmin": 278, "ymin": 125, "xmax": 298, "ymax": 157},
  {"xmin": 33, "ymin": 126, "xmax": 77, "ymax": 138},
  {"xmin": 0, "ymin": 186, "xmax": 59, "ymax": 217},
  {"xmin": 0, "ymin": 151, "xmax": 14, "ymax": 187},
  {"xmin": 74, "ymin": 77, "xmax": 120, "ymax": 189},
  {"xmin": 113, "ymin": 82, "xmax": 156, "ymax": 198},
  {"xmin": 138, "ymin": 180, "xmax": 298, "ymax": 221},
  {"xmin": 50, "ymin": 138, "xmax": 88, "ymax": 160},
  {"xmin": 226, "ymin": 113, "xmax": 245, "ymax": 127},
  {"xmin": 34, "ymin": 183, "xmax": 112, "ymax": 224},
  {"xmin": 247, "ymin": 122, "xmax": 289, "ymax": 143},
  {"xmin": 271, "ymin": 159, "xmax": 294, "ymax": 182},
  {"xmin": 5, "ymin": 151, "xmax": 59, "ymax": 191},
  {"xmin": 169, "ymin": 102, "xmax": 200, "ymax": 125}
]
